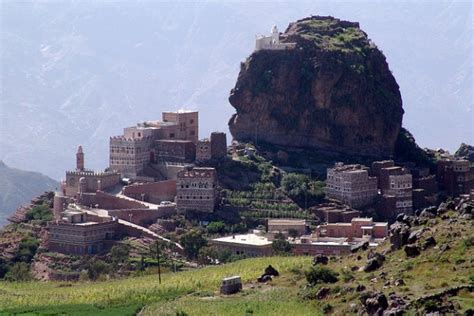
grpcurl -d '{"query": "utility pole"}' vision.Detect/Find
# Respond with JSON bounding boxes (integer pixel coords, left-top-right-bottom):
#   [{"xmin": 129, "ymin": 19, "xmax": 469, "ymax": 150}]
[{"xmin": 156, "ymin": 241, "xmax": 162, "ymax": 284}]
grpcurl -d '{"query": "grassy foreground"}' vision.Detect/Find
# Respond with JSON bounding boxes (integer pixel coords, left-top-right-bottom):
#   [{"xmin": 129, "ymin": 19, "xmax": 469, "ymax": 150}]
[
  {"xmin": 0, "ymin": 215, "xmax": 473, "ymax": 315},
  {"xmin": 0, "ymin": 256, "xmax": 314, "ymax": 315}
]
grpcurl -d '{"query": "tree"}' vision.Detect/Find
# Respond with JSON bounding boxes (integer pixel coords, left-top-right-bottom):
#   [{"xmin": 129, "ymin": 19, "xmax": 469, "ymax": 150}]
[
  {"xmin": 180, "ymin": 229, "xmax": 207, "ymax": 259},
  {"xmin": 206, "ymin": 221, "xmax": 227, "ymax": 235},
  {"xmin": 305, "ymin": 266, "xmax": 339, "ymax": 285},
  {"xmin": 272, "ymin": 232, "xmax": 292, "ymax": 255},
  {"xmin": 87, "ymin": 260, "xmax": 110, "ymax": 280},
  {"xmin": 25, "ymin": 204, "xmax": 53, "ymax": 223},
  {"xmin": 15, "ymin": 236, "xmax": 40, "ymax": 263},
  {"xmin": 4, "ymin": 262, "xmax": 32, "ymax": 282},
  {"xmin": 197, "ymin": 246, "xmax": 218, "ymax": 265},
  {"xmin": 109, "ymin": 244, "xmax": 130, "ymax": 268},
  {"xmin": 281, "ymin": 173, "xmax": 325, "ymax": 208}
]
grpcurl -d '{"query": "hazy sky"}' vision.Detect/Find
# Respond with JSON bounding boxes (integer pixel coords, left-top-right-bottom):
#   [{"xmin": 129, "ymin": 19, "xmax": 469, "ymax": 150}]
[{"xmin": 0, "ymin": 0, "xmax": 472, "ymax": 178}]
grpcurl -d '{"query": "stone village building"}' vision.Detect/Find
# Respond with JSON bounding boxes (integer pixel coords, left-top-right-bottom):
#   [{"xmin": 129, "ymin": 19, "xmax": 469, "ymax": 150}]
[
  {"xmin": 62, "ymin": 146, "xmax": 120, "ymax": 197},
  {"xmin": 325, "ymin": 163, "xmax": 378, "ymax": 209},
  {"xmin": 109, "ymin": 110, "xmax": 199, "ymax": 178},
  {"xmin": 371, "ymin": 161, "xmax": 413, "ymax": 216},
  {"xmin": 210, "ymin": 218, "xmax": 388, "ymax": 257},
  {"xmin": 437, "ymin": 159, "xmax": 474, "ymax": 196},
  {"xmin": 176, "ymin": 167, "xmax": 218, "ymax": 213}
]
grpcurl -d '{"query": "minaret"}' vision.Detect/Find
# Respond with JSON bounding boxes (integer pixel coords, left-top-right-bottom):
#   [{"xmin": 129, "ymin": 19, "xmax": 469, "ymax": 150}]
[
  {"xmin": 76, "ymin": 146, "xmax": 84, "ymax": 171},
  {"xmin": 271, "ymin": 25, "xmax": 279, "ymax": 44}
]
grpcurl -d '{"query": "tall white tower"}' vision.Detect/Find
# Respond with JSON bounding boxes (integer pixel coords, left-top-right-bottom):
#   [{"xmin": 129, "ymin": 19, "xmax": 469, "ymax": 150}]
[{"xmin": 271, "ymin": 25, "xmax": 279, "ymax": 44}]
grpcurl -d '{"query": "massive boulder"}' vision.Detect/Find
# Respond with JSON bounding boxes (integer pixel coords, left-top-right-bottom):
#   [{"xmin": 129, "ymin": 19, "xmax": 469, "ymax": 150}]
[
  {"xmin": 229, "ymin": 16, "xmax": 404, "ymax": 157},
  {"xmin": 454, "ymin": 143, "xmax": 474, "ymax": 162}
]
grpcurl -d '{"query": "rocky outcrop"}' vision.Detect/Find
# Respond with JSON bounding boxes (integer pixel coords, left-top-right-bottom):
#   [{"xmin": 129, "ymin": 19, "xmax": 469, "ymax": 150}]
[
  {"xmin": 454, "ymin": 143, "xmax": 474, "ymax": 162},
  {"xmin": 229, "ymin": 16, "xmax": 404, "ymax": 157}
]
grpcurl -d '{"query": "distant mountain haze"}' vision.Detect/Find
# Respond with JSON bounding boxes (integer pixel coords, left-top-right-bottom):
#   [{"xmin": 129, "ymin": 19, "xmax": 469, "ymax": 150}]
[
  {"xmin": 0, "ymin": 161, "xmax": 58, "ymax": 226},
  {"xmin": 0, "ymin": 1, "xmax": 472, "ymax": 180}
]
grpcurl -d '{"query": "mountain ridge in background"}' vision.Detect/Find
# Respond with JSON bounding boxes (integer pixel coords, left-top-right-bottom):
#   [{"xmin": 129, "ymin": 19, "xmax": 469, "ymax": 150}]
[
  {"xmin": 0, "ymin": 161, "xmax": 58, "ymax": 226},
  {"xmin": 0, "ymin": 1, "xmax": 472, "ymax": 180}
]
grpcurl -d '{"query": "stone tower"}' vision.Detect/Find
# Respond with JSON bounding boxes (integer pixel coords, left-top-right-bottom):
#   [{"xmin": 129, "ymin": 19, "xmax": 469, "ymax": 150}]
[{"xmin": 76, "ymin": 146, "xmax": 84, "ymax": 171}]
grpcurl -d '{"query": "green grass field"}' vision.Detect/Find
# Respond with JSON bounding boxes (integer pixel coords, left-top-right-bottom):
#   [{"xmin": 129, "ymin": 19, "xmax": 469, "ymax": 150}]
[{"xmin": 1, "ymin": 216, "xmax": 473, "ymax": 315}]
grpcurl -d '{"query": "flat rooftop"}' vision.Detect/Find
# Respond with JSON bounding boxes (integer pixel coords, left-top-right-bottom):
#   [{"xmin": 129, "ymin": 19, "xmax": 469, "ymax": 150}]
[
  {"xmin": 212, "ymin": 234, "xmax": 272, "ymax": 246},
  {"xmin": 268, "ymin": 219, "xmax": 306, "ymax": 225}
]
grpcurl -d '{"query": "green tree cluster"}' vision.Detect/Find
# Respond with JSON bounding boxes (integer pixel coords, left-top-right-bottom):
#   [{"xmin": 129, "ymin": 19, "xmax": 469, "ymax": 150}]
[{"xmin": 281, "ymin": 173, "xmax": 325, "ymax": 208}]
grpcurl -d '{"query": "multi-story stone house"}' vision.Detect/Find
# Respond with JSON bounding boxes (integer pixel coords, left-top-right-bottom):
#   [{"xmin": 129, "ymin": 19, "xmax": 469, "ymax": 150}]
[
  {"xmin": 325, "ymin": 163, "xmax": 378, "ymax": 209},
  {"xmin": 176, "ymin": 167, "xmax": 217, "ymax": 213},
  {"xmin": 109, "ymin": 110, "xmax": 198, "ymax": 178}
]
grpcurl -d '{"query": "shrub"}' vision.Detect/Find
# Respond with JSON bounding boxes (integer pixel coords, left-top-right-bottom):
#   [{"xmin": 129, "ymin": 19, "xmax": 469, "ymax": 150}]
[
  {"xmin": 281, "ymin": 173, "xmax": 325, "ymax": 208},
  {"xmin": 109, "ymin": 244, "xmax": 130, "ymax": 268},
  {"xmin": 305, "ymin": 266, "xmax": 339, "ymax": 285},
  {"xmin": 87, "ymin": 260, "xmax": 110, "ymax": 281},
  {"xmin": 322, "ymin": 303, "xmax": 333, "ymax": 314},
  {"xmin": 4, "ymin": 262, "xmax": 32, "ymax": 281},
  {"xmin": 180, "ymin": 229, "xmax": 207, "ymax": 259},
  {"xmin": 206, "ymin": 221, "xmax": 227, "ymax": 235},
  {"xmin": 25, "ymin": 204, "xmax": 53, "ymax": 223},
  {"xmin": 15, "ymin": 236, "xmax": 40, "ymax": 263}
]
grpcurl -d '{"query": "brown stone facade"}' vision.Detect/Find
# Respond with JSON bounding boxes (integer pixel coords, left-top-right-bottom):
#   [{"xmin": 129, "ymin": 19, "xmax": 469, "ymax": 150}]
[
  {"xmin": 109, "ymin": 110, "xmax": 199, "ymax": 179},
  {"xmin": 210, "ymin": 132, "xmax": 227, "ymax": 160},
  {"xmin": 153, "ymin": 140, "xmax": 196, "ymax": 163},
  {"xmin": 378, "ymin": 166, "xmax": 413, "ymax": 215},
  {"xmin": 313, "ymin": 205, "xmax": 361, "ymax": 223},
  {"xmin": 176, "ymin": 167, "xmax": 217, "ymax": 213},
  {"xmin": 325, "ymin": 163, "xmax": 378, "ymax": 209},
  {"xmin": 162, "ymin": 111, "xmax": 199, "ymax": 144},
  {"xmin": 48, "ymin": 220, "xmax": 118, "ymax": 255},
  {"xmin": 196, "ymin": 139, "xmax": 212, "ymax": 161},
  {"xmin": 437, "ymin": 159, "xmax": 474, "ymax": 196},
  {"xmin": 267, "ymin": 219, "xmax": 306, "ymax": 236},
  {"xmin": 318, "ymin": 218, "xmax": 388, "ymax": 239},
  {"xmin": 109, "ymin": 136, "xmax": 153, "ymax": 178}
]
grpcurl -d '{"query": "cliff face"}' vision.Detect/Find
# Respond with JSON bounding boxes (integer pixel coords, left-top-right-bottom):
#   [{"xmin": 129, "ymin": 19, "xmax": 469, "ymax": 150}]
[{"xmin": 229, "ymin": 16, "xmax": 404, "ymax": 157}]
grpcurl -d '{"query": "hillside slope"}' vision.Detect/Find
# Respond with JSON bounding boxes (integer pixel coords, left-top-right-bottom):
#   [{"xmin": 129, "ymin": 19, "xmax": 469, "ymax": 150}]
[
  {"xmin": 0, "ymin": 206, "xmax": 472, "ymax": 315},
  {"xmin": 0, "ymin": 161, "xmax": 58, "ymax": 226}
]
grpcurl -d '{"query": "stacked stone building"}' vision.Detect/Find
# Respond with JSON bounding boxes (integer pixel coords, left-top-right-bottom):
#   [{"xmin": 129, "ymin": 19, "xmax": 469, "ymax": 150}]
[
  {"xmin": 109, "ymin": 110, "xmax": 198, "ymax": 178},
  {"xmin": 371, "ymin": 161, "xmax": 413, "ymax": 216},
  {"xmin": 437, "ymin": 159, "xmax": 474, "ymax": 196},
  {"xmin": 176, "ymin": 167, "xmax": 218, "ymax": 213},
  {"xmin": 325, "ymin": 163, "xmax": 378, "ymax": 209},
  {"xmin": 196, "ymin": 132, "xmax": 227, "ymax": 162}
]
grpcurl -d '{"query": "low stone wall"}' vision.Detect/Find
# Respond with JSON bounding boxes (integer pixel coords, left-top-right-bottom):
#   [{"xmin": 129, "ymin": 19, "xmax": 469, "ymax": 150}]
[
  {"xmin": 123, "ymin": 180, "xmax": 177, "ymax": 204},
  {"xmin": 109, "ymin": 206, "xmax": 175, "ymax": 226},
  {"xmin": 292, "ymin": 243, "xmax": 351, "ymax": 256},
  {"xmin": 80, "ymin": 191, "xmax": 149, "ymax": 210}
]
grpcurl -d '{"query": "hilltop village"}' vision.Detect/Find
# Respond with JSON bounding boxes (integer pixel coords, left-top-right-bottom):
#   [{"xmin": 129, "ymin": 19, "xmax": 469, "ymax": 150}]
[
  {"xmin": 44, "ymin": 103, "xmax": 474, "ymax": 260},
  {"xmin": 0, "ymin": 17, "xmax": 473, "ymax": 315},
  {"xmin": 17, "ymin": 25, "xmax": 474, "ymax": 264}
]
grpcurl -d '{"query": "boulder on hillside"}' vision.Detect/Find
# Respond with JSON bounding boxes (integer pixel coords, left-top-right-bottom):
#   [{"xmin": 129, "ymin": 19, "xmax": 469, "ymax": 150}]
[
  {"xmin": 404, "ymin": 244, "xmax": 420, "ymax": 257},
  {"xmin": 351, "ymin": 240, "xmax": 369, "ymax": 253},
  {"xmin": 229, "ymin": 16, "xmax": 404, "ymax": 158},
  {"xmin": 313, "ymin": 254, "xmax": 329, "ymax": 265},
  {"xmin": 454, "ymin": 143, "xmax": 474, "ymax": 162},
  {"xmin": 422, "ymin": 236, "xmax": 437, "ymax": 250},
  {"xmin": 264, "ymin": 265, "xmax": 279, "ymax": 277}
]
